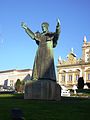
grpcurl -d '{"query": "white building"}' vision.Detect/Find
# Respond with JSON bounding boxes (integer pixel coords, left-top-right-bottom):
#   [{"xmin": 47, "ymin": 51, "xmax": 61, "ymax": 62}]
[{"xmin": 0, "ymin": 69, "xmax": 32, "ymax": 89}]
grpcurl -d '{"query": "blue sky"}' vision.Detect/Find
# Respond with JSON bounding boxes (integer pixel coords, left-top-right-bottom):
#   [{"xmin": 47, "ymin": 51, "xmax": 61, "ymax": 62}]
[{"xmin": 0, "ymin": 0, "xmax": 90, "ymax": 71}]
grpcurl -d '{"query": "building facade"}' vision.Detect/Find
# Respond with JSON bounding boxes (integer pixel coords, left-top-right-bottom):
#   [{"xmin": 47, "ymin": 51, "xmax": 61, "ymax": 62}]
[
  {"xmin": 57, "ymin": 36, "xmax": 90, "ymax": 88},
  {"xmin": 0, "ymin": 69, "xmax": 32, "ymax": 89}
]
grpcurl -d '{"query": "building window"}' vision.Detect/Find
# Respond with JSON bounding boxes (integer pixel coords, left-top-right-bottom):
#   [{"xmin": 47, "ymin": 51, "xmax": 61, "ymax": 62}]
[
  {"xmin": 69, "ymin": 75, "xmax": 72, "ymax": 81},
  {"xmin": 62, "ymin": 75, "xmax": 65, "ymax": 82},
  {"xmin": 10, "ymin": 80, "xmax": 13, "ymax": 87},
  {"xmin": 88, "ymin": 74, "xmax": 90, "ymax": 80},
  {"xmin": 76, "ymin": 74, "xmax": 79, "ymax": 81}
]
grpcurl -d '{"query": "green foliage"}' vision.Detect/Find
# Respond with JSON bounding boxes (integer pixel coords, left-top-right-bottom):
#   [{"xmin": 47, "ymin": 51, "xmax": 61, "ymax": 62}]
[
  {"xmin": 15, "ymin": 79, "xmax": 21, "ymax": 92},
  {"xmin": 77, "ymin": 89, "xmax": 90, "ymax": 93},
  {"xmin": 15, "ymin": 79, "xmax": 25, "ymax": 93},
  {"xmin": 86, "ymin": 83, "xmax": 90, "ymax": 88},
  {"xmin": 77, "ymin": 77, "xmax": 84, "ymax": 89}
]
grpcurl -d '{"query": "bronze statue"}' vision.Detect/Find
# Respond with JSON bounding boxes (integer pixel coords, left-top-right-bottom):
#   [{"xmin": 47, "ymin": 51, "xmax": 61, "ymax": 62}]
[{"xmin": 21, "ymin": 19, "xmax": 61, "ymax": 81}]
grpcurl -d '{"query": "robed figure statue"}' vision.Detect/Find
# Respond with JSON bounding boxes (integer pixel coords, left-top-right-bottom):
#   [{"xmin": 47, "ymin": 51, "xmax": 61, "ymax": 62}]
[{"xmin": 21, "ymin": 19, "xmax": 60, "ymax": 81}]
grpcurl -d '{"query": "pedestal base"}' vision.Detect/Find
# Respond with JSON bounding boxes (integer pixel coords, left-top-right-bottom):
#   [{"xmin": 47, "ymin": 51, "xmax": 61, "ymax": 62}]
[{"xmin": 24, "ymin": 80, "xmax": 61, "ymax": 101}]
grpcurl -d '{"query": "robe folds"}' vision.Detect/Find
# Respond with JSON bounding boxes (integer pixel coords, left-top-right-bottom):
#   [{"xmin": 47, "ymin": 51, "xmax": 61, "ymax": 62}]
[{"xmin": 32, "ymin": 32, "xmax": 58, "ymax": 81}]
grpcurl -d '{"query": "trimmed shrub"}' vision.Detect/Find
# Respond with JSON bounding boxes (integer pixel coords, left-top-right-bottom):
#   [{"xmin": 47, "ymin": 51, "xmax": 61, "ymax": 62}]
[{"xmin": 77, "ymin": 77, "xmax": 84, "ymax": 89}]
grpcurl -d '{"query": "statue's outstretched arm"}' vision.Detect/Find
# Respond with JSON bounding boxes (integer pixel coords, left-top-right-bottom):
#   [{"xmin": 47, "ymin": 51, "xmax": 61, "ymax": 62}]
[
  {"xmin": 21, "ymin": 22, "xmax": 35, "ymax": 39},
  {"xmin": 55, "ymin": 18, "xmax": 61, "ymax": 36},
  {"xmin": 53, "ymin": 19, "xmax": 61, "ymax": 48}
]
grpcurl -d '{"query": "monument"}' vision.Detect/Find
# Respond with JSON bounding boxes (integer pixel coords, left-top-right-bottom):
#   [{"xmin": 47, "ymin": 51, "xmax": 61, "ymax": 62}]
[{"xmin": 21, "ymin": 19, "xmax": 61, "ymax": 100}]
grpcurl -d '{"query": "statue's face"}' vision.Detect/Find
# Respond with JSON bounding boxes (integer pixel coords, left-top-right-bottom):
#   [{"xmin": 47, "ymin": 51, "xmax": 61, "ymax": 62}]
[{"xmin": 42, "ymin": 24, "xmax": 48, "ymax": 32}]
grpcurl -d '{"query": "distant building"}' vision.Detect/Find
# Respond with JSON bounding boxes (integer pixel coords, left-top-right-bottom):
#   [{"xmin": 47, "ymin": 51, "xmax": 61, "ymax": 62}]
[
  {"xmin": 0, "ymin": 69, "xmax": 32, "ymax": 89},
  {"xmin": 57, "ymin": 36, "xmax": 90, "ymax": 88}
]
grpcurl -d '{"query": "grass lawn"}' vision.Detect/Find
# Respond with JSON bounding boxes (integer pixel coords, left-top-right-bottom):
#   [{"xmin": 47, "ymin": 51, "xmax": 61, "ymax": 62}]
[{"xmin": 0, "ymin": 93, "xmax": 90, "ymax": 120}]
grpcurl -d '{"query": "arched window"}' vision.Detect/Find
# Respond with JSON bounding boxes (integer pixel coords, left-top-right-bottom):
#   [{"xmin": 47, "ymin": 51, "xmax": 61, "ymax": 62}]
[{"xmin": 88, "ymin": 74, "xmax": 90, "ymax": 80}]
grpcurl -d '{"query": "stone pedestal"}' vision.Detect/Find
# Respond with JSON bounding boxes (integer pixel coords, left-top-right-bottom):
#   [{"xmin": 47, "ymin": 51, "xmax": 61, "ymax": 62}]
[{"xmin": 24, "ymin": 80, "xmax": 61, "ymax": 101}]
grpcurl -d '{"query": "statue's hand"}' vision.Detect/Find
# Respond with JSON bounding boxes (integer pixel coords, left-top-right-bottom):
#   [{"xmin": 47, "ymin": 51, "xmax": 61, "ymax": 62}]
[
  {"xmin": 21, "ymin": 22, "xmax": 27, "ymax": 29},
  {"xmin": 57, "ymin": 18, "xmax": 60, "ymax": 27}
]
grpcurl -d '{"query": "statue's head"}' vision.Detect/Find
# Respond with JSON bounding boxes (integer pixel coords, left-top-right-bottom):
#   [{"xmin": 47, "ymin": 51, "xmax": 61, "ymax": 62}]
[{"xmin": 41, "ymin": 22, "xmax": 49, "ymax": 32}]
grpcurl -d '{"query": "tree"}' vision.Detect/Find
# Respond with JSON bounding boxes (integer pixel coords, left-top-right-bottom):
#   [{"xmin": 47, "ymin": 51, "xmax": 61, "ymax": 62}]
[
  {"xmin": 15, "ymin": 79, "xmax": 25, "ymax": 93},
  {"xmin": 20, "ymin": 80, "xmax": 25, "ymax": 93},
  {"xmin": 77, "ymin": 77, "xmax": 84, "ymax": 89},
  {"xmin": 15, "ymin": 79, "xmax": 21, "ymax": 92}
]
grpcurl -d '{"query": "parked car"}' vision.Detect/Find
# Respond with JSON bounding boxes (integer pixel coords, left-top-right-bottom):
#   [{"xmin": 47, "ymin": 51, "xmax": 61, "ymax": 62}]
[
  {"xmin": 61, "ymin": 85, "xmax": 70, "ymax": 97},
  {"xmin": 61, "ymin": 89, "xmax": 70, "ymax": 97}
]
